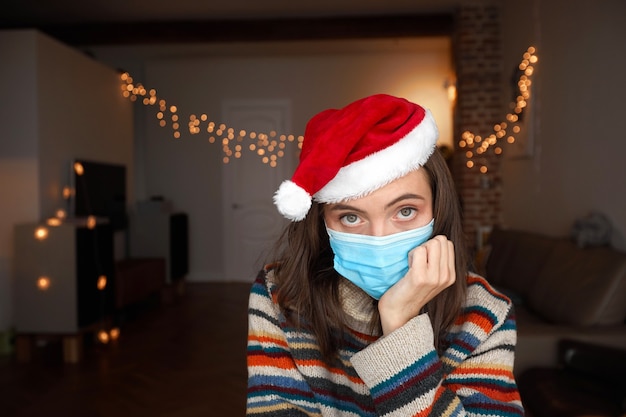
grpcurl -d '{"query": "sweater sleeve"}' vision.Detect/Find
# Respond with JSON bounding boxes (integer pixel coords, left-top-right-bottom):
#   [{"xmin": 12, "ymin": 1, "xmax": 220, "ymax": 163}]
[
  {"xmin": 350, "ymin": 293, "xmax": 524, "ymax": 416},
  {"xmin": 246, "ymin": 271, "xmax": 321, "ymax": 416}
]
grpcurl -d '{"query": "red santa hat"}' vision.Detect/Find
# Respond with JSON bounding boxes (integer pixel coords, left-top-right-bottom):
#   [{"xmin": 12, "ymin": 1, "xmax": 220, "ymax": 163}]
[{"xmin": 274, "ymin": 94, "xmax": 439, "ymax": 221}]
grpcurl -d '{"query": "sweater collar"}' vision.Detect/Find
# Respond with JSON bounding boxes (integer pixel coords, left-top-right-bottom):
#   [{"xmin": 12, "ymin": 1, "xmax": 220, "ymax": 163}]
[{"xmin": 339, "ymin": 278, "xmax": 380, "ymax": 336}]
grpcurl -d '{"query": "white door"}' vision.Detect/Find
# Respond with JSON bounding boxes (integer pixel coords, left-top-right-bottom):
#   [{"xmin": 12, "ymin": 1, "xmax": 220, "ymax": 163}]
[{"xmin": 221, "ymin": 99, "xmax": 294, "ymax": 282}]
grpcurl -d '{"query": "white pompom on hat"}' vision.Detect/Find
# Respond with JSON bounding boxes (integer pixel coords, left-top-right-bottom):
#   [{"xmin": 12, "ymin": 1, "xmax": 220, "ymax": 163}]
[{"xmin": 273, "ymin": 94, "xmax": 439, "ymax": 221}]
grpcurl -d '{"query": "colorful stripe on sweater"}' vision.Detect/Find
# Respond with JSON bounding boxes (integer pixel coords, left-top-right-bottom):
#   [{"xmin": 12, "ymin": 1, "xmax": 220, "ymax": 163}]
[{"xmin": 247, "ymin": 270, "xmax": 524, "ymax": 416}]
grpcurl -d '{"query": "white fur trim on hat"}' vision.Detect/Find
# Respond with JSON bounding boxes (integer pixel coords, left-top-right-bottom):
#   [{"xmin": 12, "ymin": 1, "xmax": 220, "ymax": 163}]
[
  {"xmin": 273, "ymin": 180, "xmax": 312, "ymax": 221},
  {"xmin": 314, "ymin": 109, "xmax": 438, "ymax": 203}
]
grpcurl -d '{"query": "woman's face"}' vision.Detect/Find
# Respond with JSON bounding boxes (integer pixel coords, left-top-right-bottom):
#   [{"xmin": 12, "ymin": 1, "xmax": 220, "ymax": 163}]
[{"xmin": 323, "ymin": 169, "xmax": 433, "ymax": 237}]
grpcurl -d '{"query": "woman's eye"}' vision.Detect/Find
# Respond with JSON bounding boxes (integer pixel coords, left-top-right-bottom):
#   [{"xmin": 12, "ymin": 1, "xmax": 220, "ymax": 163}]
[
  {"xmin": 397, "ymin": 207, "xmax": 416, "ymax": 220},
  {"xmin": 340, "ymin": 214, "xmax": 360, "ymax": 225}
]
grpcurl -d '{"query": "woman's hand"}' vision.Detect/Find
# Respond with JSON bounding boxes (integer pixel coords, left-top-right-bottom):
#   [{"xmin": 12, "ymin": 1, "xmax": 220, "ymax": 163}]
[{"xmin": 378, "ymin": 235, "xmax": 456, "ymax": 335}]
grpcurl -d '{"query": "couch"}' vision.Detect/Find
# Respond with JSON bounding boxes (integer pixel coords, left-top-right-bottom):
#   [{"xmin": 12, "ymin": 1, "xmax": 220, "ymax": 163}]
[{"xmin": 481, "ymin": 227, "xmax": 626, "ymax": 377}]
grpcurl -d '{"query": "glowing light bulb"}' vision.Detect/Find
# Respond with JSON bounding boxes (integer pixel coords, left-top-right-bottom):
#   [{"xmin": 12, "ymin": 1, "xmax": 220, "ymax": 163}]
[
  {"xmin": 98, "ymin": 330, "xmax": 110, "ymax": 344},
  {"xmin": 110, "ymin": 328, "xmax": 120, "ymax": 341},
  {"xmin": 73, "ymin": 162, "xmax": 84, "ymax": 176},
  {"xmin": 62, "ymin": 186, "xmax": 72, "ymax": 199},
  {"xmin": 34, "ymin": 227, "xmax": 48, "ymax": 240},
  {"xmin": 97, "ymin": 275, "xmax": 107, "ymax": 290},
  {"xmin": 47, "ymin": 218, "xmax": 62, "ymax": 226},
  {"xmin": 37, "ymin": 276, "xmax": 51, "ymax": 290},
  {"xmin": 447, "ymin": 84, "xmax": 457, "ymax": 101}
]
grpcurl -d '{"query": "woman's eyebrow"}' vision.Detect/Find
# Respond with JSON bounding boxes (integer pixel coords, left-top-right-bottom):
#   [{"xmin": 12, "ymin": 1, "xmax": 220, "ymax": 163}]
[
  {"xmin": 385, "ymin": 193, "xmax": 426, "ymax": 209},
  {"xmin": 326, "ymin": 203, "xmax": 365, "ymax": 213},
  {"xmin": 327, "ymin": 193, "xmax": 425, "ymax": 213}
]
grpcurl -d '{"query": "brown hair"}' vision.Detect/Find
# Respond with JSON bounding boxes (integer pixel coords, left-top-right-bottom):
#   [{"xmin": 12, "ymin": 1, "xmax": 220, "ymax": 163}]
[{"xmin": 268, "ymin": 149, "xmax": 468, "ymax": 360}]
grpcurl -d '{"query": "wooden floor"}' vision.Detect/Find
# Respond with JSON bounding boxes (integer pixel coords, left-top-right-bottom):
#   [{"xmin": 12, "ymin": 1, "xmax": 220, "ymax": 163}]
[{"xmin": 0, "ymin": 282, "xmax": 252, "ymax": 417}]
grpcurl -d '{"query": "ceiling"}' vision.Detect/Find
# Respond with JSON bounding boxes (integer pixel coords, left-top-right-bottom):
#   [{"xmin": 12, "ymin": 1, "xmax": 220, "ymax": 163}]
[
  {"xmin": 0, "ymin": 0, "xmax": 462, "ymax": 45},
  {"xmin": 1, "ymin": 0, "xmax": 461, "ymax": 25}
]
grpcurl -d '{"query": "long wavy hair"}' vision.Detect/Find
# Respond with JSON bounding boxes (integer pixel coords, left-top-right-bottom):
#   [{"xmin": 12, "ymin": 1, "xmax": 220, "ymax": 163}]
[{"xmin": 268, "ymin": 149, "xmax": 469, "ymax": 361}]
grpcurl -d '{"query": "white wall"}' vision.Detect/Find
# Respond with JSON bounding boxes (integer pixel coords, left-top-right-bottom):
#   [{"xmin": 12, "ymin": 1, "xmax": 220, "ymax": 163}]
[
  {"xmin": 37, "ymin": 33, "xmax": 135, "ymax": 219},
  {"xmin": 0, "ymin": 31, "xmax": 39, "ymax": 332},
  {"xmin": 90, "ymin": 37, "xmax": 454, "ymax": 281},
  {"xmin": 499, "ymin": 0, "xmax": 626, "ymax": 250},
  {"xmin": 0, "ymin": 29, "xmax": 134, "ymax": 332}
]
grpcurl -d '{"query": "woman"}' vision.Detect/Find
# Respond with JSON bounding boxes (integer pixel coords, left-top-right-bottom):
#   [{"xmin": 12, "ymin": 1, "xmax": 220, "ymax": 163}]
[{"xmin": 247, "ymin": 94, "xmax": 524, "ymax": 416}]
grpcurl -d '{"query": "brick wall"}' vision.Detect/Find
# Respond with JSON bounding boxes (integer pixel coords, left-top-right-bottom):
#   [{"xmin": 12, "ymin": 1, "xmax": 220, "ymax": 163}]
[{"xmin": 452, "ymin": 2, "xmax": 503, "ymax": 253}]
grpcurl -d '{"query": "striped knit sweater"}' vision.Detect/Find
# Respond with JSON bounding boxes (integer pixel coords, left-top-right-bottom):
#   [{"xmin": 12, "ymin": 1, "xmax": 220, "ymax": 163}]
[{"xmin": 247, "ymin": 268, "xmax": 524, "ymax": 416}]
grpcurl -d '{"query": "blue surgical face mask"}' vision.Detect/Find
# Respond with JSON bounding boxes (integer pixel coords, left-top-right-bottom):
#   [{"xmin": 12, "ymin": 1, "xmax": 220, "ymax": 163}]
[{"xmin": 326, "ymin": 219, "xmax": 435, "ymax": 299}]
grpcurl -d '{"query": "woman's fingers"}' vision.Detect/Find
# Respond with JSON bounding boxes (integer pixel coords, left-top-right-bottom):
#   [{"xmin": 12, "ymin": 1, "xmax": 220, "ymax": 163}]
[
  {"xmin": 379, "ymin": 236, "xmax": 456, "ymax": 335},
  {"xmin": 413, "ymin": 235, "xmax": 454, "ymax": 288}
]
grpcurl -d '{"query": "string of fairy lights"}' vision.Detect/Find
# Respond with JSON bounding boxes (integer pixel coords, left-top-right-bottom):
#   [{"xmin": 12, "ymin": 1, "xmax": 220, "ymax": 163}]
[
  {"xmin": 120, "ymin": 73, "xmax": 304, "ymax": 168},
  {"xmin": 460, "ymin": 46, "xmax": 538, "ymax": 173},
  {"xmin": 120, "ymin": 46, "xmax": 537, "ymax": 174}
]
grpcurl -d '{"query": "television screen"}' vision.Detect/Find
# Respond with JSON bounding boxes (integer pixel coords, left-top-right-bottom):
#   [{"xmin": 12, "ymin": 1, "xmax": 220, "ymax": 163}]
[{"xmin": 71, "ymin": 159, "xmax": 128, "ymax": 230}]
